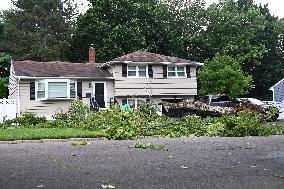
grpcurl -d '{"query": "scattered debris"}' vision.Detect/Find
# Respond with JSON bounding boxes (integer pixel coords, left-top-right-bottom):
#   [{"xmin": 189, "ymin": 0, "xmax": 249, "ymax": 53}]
[
  {"xmin": 132, "ymin": 142, "xmax": 169, "ymax": 151},
  {"xmin": 71, "ymin": 141, "xmax": 90, "ymax": 146},
  {"xmin": 101, "ymin": 184, "xmax": 116, "ymax": 189},
  {"xmin": 180, "ymin": 166, "xmax": 189, "ymax": 169}
]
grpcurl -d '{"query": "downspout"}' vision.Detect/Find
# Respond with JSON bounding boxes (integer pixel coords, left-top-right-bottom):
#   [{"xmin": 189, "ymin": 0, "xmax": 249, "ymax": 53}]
[{"xmin": 17, "ymin": 78, "xmax": 20, "ymax": 117}]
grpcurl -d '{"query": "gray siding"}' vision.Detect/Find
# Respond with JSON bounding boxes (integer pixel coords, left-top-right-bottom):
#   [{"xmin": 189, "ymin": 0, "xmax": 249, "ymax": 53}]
[
  {"xmin": 273, "ymin": 79, "xmax": 284, "ymax": 102},
  {"xmin": 113, "ymin": 64, "xmax": 197, "ymax": 97},
  {"xmin": 18, "ymin": 79, "xmax": 114, "ymax": 117}
]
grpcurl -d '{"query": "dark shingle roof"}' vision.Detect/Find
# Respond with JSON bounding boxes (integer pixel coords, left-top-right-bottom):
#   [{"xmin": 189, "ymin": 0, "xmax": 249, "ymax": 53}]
[
  {"xmin": 111, "ymin": 51, "xmax": 201, "ymax": 65},
  {"xmin": 12, "ymin": 61, "xmax": 113, "ymax": 78}
]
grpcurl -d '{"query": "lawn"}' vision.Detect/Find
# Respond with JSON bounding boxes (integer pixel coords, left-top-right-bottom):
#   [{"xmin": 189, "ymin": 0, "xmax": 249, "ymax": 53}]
[{"xmin": 0, "ymin": 128, "xmax": 106, "ymax": 141}]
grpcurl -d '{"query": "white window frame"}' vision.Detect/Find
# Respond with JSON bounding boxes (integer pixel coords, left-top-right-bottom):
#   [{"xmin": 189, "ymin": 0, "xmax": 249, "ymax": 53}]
[
  {"xmin": 127, "ymin": 98, "xmax": 146, "ymax": 109},
  {"xmin": 167, "ymin": 66, "xmax": 187, "ymax": 78},
  {"xmin": 92, "ymin": 81, "xmax": 107, "ymax": 108},
  {"xmin": 127, "ymin": 65, "xmax": 148, "ymax": 78},
  {"xmin": 36, "ymin": 81, "xmax": 46, "ymax": 100},
  {"xmin": 35, "ymin": 79, "xmax": 77, "ymax": 100}
]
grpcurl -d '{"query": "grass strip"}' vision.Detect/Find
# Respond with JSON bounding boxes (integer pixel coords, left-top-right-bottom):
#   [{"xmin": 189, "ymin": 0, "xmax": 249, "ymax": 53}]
[{"xmin": 0, "ymin": 128, "xmax": 106, "ymax": 141}]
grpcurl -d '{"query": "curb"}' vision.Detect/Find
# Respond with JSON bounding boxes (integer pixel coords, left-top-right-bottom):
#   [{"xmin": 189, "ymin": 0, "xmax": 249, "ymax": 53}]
[{"xmin": 0, "ymin": 137, "xmax": 107, "ymax": 144}]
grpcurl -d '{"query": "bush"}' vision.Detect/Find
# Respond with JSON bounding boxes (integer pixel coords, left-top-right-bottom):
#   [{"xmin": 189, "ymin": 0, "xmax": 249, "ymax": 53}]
[
  {"xmin": 1, "ymin": 112, "xmax": 46, "ymax": 128},
  {"xmin": 217, "ymin": 112, "xmax": 269, "ymax": 137}
]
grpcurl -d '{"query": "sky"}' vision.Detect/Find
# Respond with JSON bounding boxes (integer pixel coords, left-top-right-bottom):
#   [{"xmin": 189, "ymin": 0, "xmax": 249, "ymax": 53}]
[{"xmin": 0, "ymin": 0, "xmax": 283, "ymax": 18}]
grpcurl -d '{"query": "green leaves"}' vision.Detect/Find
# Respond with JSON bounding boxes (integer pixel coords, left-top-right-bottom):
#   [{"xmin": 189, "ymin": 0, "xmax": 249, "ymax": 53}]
[
  {"xmin": 0, "ymin": 0, "xmax": 77, "ymax": 61},
  {"xmin": 198, "ymin": 54, "xmax": 254, "ymax": 98},
  {"xmin": 69, "ymin": 0, "xmax": 206, "ymax": 62}
]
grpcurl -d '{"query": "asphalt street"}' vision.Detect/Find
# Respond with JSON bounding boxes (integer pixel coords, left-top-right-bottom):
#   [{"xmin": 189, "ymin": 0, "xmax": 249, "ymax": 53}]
[{"xmin": 0, "ymin": 136, "xmax": 284, "ymax": 189}]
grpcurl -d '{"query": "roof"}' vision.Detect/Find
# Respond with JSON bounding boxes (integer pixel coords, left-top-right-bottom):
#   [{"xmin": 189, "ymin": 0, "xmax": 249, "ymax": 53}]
[
  {"xmin": 270, "ymin": 78, "xmax": 284, "ymax": 91},
  {"xmin": 109, "ymin": 51, "xmax": 203, "ymax": 66},
  {"xmin": 12, "ymin": 61, "xmax": 113, "ymax": 78}
]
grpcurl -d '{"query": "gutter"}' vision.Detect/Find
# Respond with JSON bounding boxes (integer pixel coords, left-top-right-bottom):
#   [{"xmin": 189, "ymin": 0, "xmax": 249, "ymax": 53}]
[
  {"xmin": 106, "ymin": 61, "xmax": 204, "ymax": 67},
  {"xmin": 15, "ymin": 76, "xmax": 115, "ymax": 80}
]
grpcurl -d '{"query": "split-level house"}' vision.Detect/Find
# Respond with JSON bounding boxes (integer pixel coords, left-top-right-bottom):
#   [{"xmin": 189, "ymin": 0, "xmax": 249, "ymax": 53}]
[
  {"xmin": 8, "ymin": 49, "xmax": 203, "ymax": 118},
  {"xmin": 104, "ymin": 51, "xmax": 203, "ymax": 108}
]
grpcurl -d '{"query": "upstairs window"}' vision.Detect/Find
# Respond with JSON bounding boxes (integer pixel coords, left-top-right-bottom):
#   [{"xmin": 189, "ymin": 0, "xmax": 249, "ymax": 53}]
[
  {"xmin": 36, "ymin": 79, "xmax": 77, "ymax": 100},
  {"xmin": 127, "ymin": 65, "xmax": 147, "ymax": 77},
  {"xmin": 167, "ymin": 66, "xmax": 186, "ymax": 78}
]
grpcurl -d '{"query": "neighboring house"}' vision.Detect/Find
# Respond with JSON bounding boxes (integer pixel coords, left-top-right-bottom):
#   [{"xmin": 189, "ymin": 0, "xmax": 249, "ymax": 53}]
[
  {"xmin": 104, "ymin": 51, "xmax": 203, "ymax": 108},
  {"xmin": 8, "ymin": 49, "xmax": 203, "ymax": 117},
  {"xmin": 270, "ymin": 79, "xmax": 284, "ymax": 102}
]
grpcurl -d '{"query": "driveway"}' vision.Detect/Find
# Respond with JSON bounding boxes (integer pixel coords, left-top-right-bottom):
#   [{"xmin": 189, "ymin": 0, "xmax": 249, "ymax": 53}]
[{"xmin": 0, "ymin": 136, "xmax": 284, "ymax": 189}]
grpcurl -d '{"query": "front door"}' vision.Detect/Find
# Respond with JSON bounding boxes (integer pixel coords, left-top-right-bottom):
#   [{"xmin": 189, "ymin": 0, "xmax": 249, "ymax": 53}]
[{"xmin": 93, "ymin": 82, "xmax": 106, "ymax": 108}]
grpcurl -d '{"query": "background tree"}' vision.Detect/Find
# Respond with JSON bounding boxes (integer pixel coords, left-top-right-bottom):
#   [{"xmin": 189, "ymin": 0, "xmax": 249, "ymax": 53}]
[
  {"xmin": 196, "ymin": 0, "xmax": 284, "ymax": 100},
  {"xmin": 245, "ymin": 5, "xmax": 284, "ymax": 100},
  {"xmin": 198, "ymin": 54, "xmax": 254, "ymax": 98},
  {"xmin": 0, "ymin": 0, "xmax": 77, "ymax": 61},
  {"xmin": 69, "ymin": 0, "xmax": 206, "ymax": 62},
  {"xmin": 0, "ymin": 19, "xmax": 11, "ymax": 98}
]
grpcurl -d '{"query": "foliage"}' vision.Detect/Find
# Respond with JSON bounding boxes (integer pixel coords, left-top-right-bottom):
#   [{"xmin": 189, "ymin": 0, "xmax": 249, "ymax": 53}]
[
  {"xmin": 133, "ymin": 142, "xmax": 169, "ymax": 151},
  {"xmin": 0, "ymin": 0, "xmax": 77, "ymax": 61},
  {"xmin": 70, "ymin": 0, "xmax": 206, "ymax": 62},
  {"xmin": 198, "ymin": 54, "xmax": 254, "ymax": 98},
  {"xmin": 71, "ymin": 140, "xmax": 90, "ymax": 146},
  {"xmin": 0, "ymin": 52, "xmax": 11, "ymax": 98},
  {"xmin": 200, "ymin": 0, "xmax": 267, "ymax": 64},
  {"xmin": 264, "ymin": 106, "xmax": 279, "ymax": 122},
  {"xmin": 1, "ymin": 112, "xmax": 46, "ymax": 129},
  {"xmin": 54, "ymin": 98, "xmax": 90, "ymax": 128},
  {"xmin": 133, "ymin": 142, "xmax": 156, "ymax": 150},
  {"xmin": 196, "ymin": 0, "xmax": 284, "ymax": 100},
  {"xmin": 0, "ymin": 78, "xmax": 7, "ymax": 99},
  {"xmin": 1, "ymin": 99, "xmax": 284, "ymax": 140}
]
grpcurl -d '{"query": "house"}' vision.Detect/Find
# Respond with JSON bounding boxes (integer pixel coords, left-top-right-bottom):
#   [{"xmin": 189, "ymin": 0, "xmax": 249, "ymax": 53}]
[
  {"xmin": 104, "ymin": 51, "xmax": 203, "ymax": 108},
  {"xmin": 8, "ymin": 48, "xmax": 203, "ymax": 117},
  {"xmin": 270, "ymin": 79, "xmax": 284, "ymax": 102}
]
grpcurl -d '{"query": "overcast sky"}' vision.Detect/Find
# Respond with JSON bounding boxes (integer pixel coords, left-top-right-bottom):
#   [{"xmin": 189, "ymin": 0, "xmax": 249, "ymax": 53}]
[{"xmin": 0, "ymin": 0, "xmax": 283, "ymax": 18}]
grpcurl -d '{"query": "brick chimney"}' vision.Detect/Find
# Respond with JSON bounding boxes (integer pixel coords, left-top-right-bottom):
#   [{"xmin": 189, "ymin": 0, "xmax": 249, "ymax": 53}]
[{"xmin": 89, "ymin": 44, "xmax": 95, "ymax": 63}]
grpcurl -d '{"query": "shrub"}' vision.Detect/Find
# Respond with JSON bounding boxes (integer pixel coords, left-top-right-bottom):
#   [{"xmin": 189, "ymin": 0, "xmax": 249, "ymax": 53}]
[
  {"xmin": 264, "ymin": 106, "xmax": 279, "ymax": 122},
  {"xmin": 217, "ymin": 112, "xmax": 268, "ymax": 137},
  {"xmin": 1, "ymin": 112, "xmax": 46, "ymax": 128}
]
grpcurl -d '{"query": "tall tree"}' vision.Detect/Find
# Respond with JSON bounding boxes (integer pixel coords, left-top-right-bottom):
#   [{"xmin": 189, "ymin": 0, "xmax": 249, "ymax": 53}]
[
  {"xmin": 69, "ymin": 0, "xmax": 206, "ymax": 62},
  {"xmin": 246, "ymin": 5, "xmax": 284, "ymax": 100},
  {"xmin": 0, "ymin": 0, "xmax": 77, "ymax": 61},
  {"xmin": 196, "ymin": 0, "xmax": 270, "ymax": 98}
]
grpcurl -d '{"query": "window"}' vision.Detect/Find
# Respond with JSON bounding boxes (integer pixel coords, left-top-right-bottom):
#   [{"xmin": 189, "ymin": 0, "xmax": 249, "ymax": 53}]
[
  {"xmin": 37, "ymin": 82, "xmax": 45, "ymax": 99},
  {"xmin": 127, "ymin": 98, "xmax": 145, "ymax": 109},
  {"xmin": 36, "ymin": 79, "xmax": 77, "ymax": 100},
  {"xmin": 127, "ymin": 65, "xmax": 147, "ymax": 77},
  {"xmin": 70, "ymin": 81, "xmax": 76, "ymax": 98},
  {"xmin": 48, "ymin": 82, "xmax": 68, "ymax": 98},
  {"xmin": 167, "ymin": 66, "xmax": 186, "ymax": 78}
]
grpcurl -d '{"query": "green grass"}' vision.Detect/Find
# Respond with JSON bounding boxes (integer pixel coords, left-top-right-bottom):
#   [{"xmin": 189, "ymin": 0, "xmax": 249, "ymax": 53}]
[{"xmin": 0, "ymin": 128, "xmax": 106, "ymax": 141}]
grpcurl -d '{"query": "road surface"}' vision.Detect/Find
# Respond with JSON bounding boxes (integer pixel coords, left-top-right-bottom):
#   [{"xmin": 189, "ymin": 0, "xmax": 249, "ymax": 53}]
[{"xmin": 0, "ymin": 136, "xmax": 284, "ymax": 189}]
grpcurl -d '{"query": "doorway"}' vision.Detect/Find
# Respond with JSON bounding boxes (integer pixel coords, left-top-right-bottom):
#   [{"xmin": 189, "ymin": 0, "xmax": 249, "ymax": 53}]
[{"xmin": 93, "ymin": 82, "xmax": 106, "ymax": 108}]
